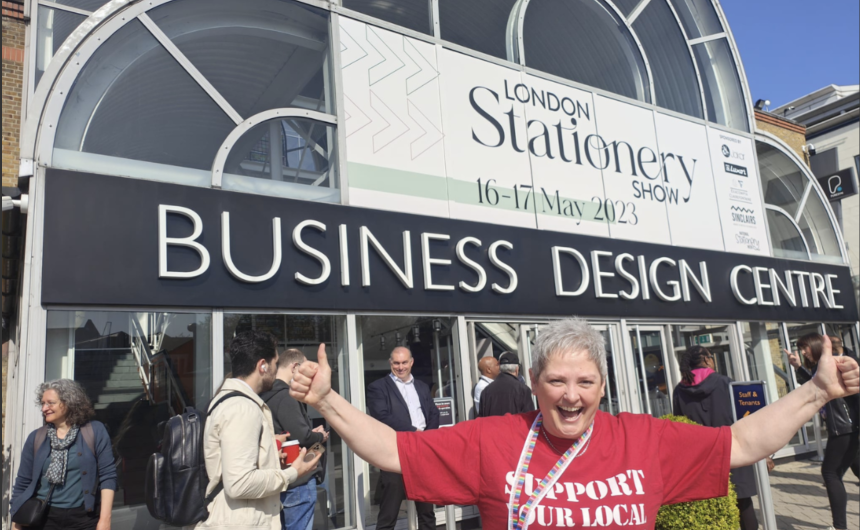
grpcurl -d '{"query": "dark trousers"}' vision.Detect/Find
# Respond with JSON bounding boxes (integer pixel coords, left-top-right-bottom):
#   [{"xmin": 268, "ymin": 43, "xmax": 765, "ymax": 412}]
[
  {"xmin": 376, "ymin": 471, "xmax": 435, "ymax": 530},
  {"xmin": 33, "ymin": 504, "xmax": 98, "ymax": 530},
  {"xmin": 737, "ymin": 497, "xmax": 758, "ymax": 530},
  {"xmin": 821, "ymin": 431, "xmax": 860, "ymax": 530}
]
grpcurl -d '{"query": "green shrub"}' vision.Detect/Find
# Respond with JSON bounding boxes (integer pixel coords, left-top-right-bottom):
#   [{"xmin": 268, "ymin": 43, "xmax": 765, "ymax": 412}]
[{"xmin": 654, "ymin": 415, "xmax": 740, "ymax": 530}]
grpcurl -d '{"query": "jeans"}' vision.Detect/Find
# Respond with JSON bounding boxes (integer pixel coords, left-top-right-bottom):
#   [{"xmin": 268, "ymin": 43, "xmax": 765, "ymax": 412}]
[{"xmin": 281, "ymin": 477, "xmax": 317, "ymax": 530}]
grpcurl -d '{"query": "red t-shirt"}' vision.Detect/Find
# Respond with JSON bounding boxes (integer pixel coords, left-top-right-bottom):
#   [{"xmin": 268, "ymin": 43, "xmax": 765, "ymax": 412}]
[{"xmin": 399, "ymin": 410, "xmax": 731, "ymax": 530}]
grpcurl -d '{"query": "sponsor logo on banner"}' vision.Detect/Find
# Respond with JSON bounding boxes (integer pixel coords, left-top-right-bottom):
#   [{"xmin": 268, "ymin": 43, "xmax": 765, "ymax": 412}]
[{"xmin": 724, "ymin": 162, "xmax": 748, "ymax": 177}]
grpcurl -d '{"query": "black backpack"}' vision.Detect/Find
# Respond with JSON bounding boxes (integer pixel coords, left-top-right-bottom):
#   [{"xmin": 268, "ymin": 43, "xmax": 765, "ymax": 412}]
[{"xmin": 145, "ymin": 392, "xmax": 253, "ymax": 526}]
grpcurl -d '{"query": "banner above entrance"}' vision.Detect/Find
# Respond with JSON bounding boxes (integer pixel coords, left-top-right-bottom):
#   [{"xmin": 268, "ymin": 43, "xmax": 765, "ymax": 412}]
[
  {"xmin": 339, "ymin": 17, "xmax": 771, "ymax": 257},
  {"xmin": 42, "ymin": 170, "xmax": 857, "ymax": 322}
]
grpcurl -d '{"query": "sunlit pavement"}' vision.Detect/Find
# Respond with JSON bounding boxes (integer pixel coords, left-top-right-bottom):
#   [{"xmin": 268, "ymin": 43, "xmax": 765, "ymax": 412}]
[{"xmin": 754, "ymin": 459, "xmax": 860, "ymax": 530}]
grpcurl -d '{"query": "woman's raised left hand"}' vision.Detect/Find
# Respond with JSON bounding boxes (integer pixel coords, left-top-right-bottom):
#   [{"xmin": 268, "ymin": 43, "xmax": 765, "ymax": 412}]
[{"xmin": 812, "ymin": 335, "xmax": 860, "ymax": 401}]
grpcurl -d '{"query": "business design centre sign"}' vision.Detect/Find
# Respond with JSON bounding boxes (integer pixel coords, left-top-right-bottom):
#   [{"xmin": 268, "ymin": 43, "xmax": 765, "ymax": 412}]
[
  {"xmin": 339, "ymin": 17, "xmax": 770, "ymax": 257},
  {"xmin": 42, "ymin": 170, "xmax": 856, "ymax": 323}
]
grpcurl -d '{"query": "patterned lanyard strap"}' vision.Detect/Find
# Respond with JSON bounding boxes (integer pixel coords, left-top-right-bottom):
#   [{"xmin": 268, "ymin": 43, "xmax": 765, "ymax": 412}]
[{"xmin": 508, "ymin": 414, "xmax": 594, "ymax": 530}]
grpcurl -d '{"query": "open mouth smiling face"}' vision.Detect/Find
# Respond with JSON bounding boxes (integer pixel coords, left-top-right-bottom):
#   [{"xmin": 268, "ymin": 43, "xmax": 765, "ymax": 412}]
[{"xmin": 531, "ymin": 351, "xmax": 605, "ymax": 440}]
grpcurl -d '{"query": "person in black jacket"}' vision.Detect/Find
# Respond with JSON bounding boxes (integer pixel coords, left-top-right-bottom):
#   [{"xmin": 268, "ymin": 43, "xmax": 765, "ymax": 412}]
[
  {"xmin": 787, "ymin": 333, "xmax": 859, "ymax": 530},
  {"xmin": 673, "ymin": 346, "xmax": 759, "ymax": 530},
  {"xmin": 261, "ymin": 348, "xmax": 329, "ymax": 530},
  {"xmin": 478, "ymin": 352, "xmax": 535, "ymax": 418},
  {"xmin": 366, "ymin": 347, "xmax": 439, "ymax": 530}
]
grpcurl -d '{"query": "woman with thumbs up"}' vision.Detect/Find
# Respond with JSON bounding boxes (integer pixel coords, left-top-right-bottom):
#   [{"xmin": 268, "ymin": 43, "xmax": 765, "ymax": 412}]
[
  {"xmin": 787, "ymin": 333, "xmax": 859, "ymax": 530},
  {"xmin": 290, "ymin": 320, "xmax": 859, "ymax": 530}
]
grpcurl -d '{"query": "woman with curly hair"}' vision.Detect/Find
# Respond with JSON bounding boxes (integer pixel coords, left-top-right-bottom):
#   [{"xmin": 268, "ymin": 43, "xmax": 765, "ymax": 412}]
[
  {"xmin": 11, "ymin": 379, "xmax": 117, "ymax": 530},
  {"xmin": 673, "ymin": 345, "xmax": 759, "ymax": 529}
]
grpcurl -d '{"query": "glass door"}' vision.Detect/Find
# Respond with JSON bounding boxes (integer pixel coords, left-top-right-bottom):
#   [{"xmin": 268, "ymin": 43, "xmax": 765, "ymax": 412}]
[
  {"xmin": 740, "ymin": 321, "xmax": 804, "ymax": 450},
  {"xmin": 356, "ymin": 315, "xmax": 459, "ymax": 530},
  {"xmin": 628, "ymin": 325, "xmax": 672, "ymax": 418}
]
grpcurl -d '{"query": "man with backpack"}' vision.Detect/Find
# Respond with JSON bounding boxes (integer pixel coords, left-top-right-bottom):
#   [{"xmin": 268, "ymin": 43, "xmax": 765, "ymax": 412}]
[
  {"xmin": 262, "ymin": 348, "xmax": 329, "ymax": 530},
  {"xmin": 197, "ymin": 331, "xmax": 322, "ymax": 530}
]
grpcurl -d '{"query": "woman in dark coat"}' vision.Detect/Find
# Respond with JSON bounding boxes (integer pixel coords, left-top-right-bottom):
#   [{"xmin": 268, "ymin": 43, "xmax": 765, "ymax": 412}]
[
  {"xmin": 787, "ymin": 333, "xmax": 859, "ymax": 530},
  {"xmin": 673, "ymin": 346, "xmax": 759, "ymax": 530}
]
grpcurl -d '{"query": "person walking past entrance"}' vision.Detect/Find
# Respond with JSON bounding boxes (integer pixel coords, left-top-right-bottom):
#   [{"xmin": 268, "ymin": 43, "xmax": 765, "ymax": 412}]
[
  {"xmin": 673, "ymin": 346, "xmax": 759, "ymax": 530},
  {"xmin": 261, "ymin": 348, "xmax": 329, "ymax": 530},
  {"xmin": 477, "ymin": 352, "xmax": 535, "ymax": 417},
  {"xmin": 366, "ymin": 347, "xmax": 439, "ymax": 530},
  {"xmin": 787, "ymin": 333, "xmax": 859, "ymax": 530},
  {"xmin": 197, "ymin": 332, "xmax": 321, "ymax": 530},
  {"xmin": 473, "ymin": 356, "xmax": 500, "ymax": 414}
]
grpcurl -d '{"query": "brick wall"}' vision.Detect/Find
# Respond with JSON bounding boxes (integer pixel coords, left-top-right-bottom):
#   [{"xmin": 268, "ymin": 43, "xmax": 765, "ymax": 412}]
[
  {"xmin": 2, "ymin": 0, "xmax": 26, "ymax": 442},
  {"xmin": 2, "ymin": 7, "xmax": 26, "ymax": 189},
  {"xmin": 754, "ymin": 110, "xmax": 808, "ymax": 164}
]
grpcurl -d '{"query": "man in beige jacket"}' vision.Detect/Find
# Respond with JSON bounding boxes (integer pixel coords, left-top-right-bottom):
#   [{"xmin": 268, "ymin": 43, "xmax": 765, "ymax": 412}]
[{"xmin": 197, "ymin": 331, "xmax": 321, "ymax": 530}]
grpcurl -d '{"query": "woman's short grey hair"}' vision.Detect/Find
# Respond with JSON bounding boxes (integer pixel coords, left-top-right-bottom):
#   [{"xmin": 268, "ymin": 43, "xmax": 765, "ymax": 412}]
[
  {"xmin": 35, "ymin": 379, "xmax": 95, "ymax": 427},
  {"xmin": 531, "ymin": 319, "xmax": 607, "ymax": 381}
]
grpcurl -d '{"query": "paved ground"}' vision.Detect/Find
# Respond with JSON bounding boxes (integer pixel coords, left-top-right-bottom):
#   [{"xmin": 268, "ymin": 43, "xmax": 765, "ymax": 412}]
[{"xmin": 755, "ymin": 459, "xmax": 859, "ymax": 530}]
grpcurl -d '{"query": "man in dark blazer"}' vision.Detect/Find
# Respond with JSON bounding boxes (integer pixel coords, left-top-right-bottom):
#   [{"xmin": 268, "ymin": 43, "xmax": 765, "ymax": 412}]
[
  {"xmin": 478, "ymin": 351, "xmax": 535, "ymax": 417},
  {"xmin": 367, "ymin": 346, "xmax": 439, "ymax": 530}
]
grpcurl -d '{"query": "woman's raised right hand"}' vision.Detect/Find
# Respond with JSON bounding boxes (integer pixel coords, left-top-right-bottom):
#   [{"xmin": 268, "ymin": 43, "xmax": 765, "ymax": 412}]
[
  {"xmin": 289, "ymin": 343, "xmax": 332, "ymax": 408},
  {"xmin": 785, "ymin": 349, "xmax": 802, "ymax": 369}
]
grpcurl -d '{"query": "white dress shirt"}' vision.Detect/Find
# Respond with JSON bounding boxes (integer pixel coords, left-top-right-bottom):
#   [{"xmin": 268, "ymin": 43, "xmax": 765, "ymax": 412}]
[
  {"xmin": 473, "ymin": 375, "xmax": 493, "ymax": 413},
  {"xmin": 389, "ymin": 373, "xmax": 426, "ymax": 431}
]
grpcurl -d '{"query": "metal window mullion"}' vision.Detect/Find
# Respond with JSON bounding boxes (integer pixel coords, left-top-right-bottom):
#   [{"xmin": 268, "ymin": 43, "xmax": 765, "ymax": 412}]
[
  {"xmin": 505, "ymin": 0, "xmax": 528, "ymax": 65},
  {"xmin": 795, "ymin": 182, "xmax": 812, "ymax": 223},
  {"xmin": 733, "ymin": 321, "xmax": 751, "ymax": 381},
  {"xmin": 331, "ymin": 12, "xmax": 350, "ymax": 204},
  {"xmin": 137, "ymin": 13, "xmax": 243, "ymax": 125},
  {"xmin": 211, "ymin": 309, "xmax": 224, "ymax": 395},
  {"xmin": 634, "ymin": 326, "xmax": 652, "ymax": 415},
  {"xmin": 687, "ymin": 32, "xmax": 726, "ymax": 46},
  {"xmin": 765, "ymin": 204, "xmax": 812, "ymax": 260},
  {"xmin": 430, "ymin": 0, "xmax": 440, "ymax": 39},
  {"xmin": 662, "ymin": 0, "xmax": 707, "ymax": 120},
  {"xmin": 346, "ymin": 314, "xmax": 368, "ymax": 530},
  {"xmin": 607, "ymin": 0, "xmax": 656, "ymax": 104},
  {"xmin": 781, "ymin": 322, "xmax": 809, "ymax": 447},
  {"xmin": 710, "ymin": 0, "xmax": 755, "ymax": 133},
  {"xmin": 626, "ymin": 0, "xmax": 652, "ymax": 24},
  {"xmin": 38, "ymin": 1, "xmax": 92, "ymax": 17}
]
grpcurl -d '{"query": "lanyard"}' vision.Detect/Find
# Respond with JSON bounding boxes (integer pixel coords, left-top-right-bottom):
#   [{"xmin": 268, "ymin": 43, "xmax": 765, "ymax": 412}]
[{"xmin": 508, "ymin": 414, "xmax": 594, "ymax": 530}]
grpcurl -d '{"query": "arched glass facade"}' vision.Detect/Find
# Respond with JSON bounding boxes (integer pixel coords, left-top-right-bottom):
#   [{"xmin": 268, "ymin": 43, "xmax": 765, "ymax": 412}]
[
  {"xmin": 757, "ymin": 139, "xmax": 844, "ymax": 264},
  {"xmin": 34, "ymin": 0, "xmax": 750, "ymax": 129},
  {"xmin": 6, "ymin": 3, "xmax": 856, "ymax": 530}
]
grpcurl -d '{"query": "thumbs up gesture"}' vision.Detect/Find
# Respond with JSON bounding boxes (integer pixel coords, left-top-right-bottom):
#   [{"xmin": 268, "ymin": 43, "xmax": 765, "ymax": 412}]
[
  {"xmin": 812, "ymin": 335, "xmax": 860, "ymax": 402},
  {"xmin": 290, "ymin": 343, "xmax": 333, "ymax": 408}
]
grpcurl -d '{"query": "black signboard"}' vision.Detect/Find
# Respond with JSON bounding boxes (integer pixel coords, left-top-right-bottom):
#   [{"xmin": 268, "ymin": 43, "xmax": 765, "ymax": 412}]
[
  {"xmin": 434, "ymin": 398, "xmax": 455, "ymax": 427},
  {"xmin": 730, "ymin": 381, "xmax": 769, "ymax": 422},
  {"xmin": 817, "ymin": 168, "xmax": 858, "ymax": 202},
  {"xmin": 41, "ymin": 170, "xmax": 858, "ymax": 322}
]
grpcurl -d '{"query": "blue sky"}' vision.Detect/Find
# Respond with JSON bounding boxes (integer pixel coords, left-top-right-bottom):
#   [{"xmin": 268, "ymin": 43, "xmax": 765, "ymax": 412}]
[{"xmin": 720, "ymin": 0, "xmax": 860, "ymax": 108}]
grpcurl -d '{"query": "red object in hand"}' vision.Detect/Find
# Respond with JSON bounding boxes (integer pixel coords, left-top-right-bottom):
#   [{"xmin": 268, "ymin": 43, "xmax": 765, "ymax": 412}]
[{"xmin": 281, "ymin": 440, "xmax": 301, "ymax": 465}]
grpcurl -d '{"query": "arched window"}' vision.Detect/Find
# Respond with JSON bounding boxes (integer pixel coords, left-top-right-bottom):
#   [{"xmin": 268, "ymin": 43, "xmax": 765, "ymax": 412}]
[
  {"xmin": 341, "ymin": 0, "xmax": 431, "ymax": 35},
  {"xmin": 757, "ymin": 140, "xmax": 844, "ymax": 264},
  {"xmin": 49, "ymin": 0, "xmax": 339, "ymax": 201},
  {"xmin": 522, "ymin": 0, "xmax": 651, "ymax": 103},
  {"xmin": 438, "ymin": 0, "xmax": 519, "ymax": 60}
]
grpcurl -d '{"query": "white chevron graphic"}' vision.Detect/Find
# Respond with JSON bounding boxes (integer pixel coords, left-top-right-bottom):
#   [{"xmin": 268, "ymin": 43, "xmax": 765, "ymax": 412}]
[
  {"xmin": 407, "ymin": 100, "xmax": 443, "ymax": 160},
  {"xmin": 343, "ymin": 94, "xmax": 372, "ymax": 138},
  {"xmin": 370, "ymin": 90, "xmax": 409, "ymax": 153},
  {"xmin": 367, "ymin": 26, "xmax": 404, "ymax": 86},
  {"xmin": 402, "ymin": 38, "xmax": 439, "ymax": 95},
  {"xmin": 340, "ymin": 25, "xmax": 368, "ymax": 69}
]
